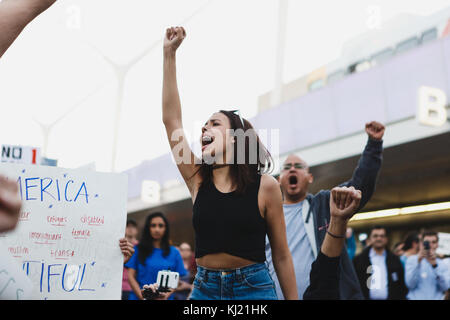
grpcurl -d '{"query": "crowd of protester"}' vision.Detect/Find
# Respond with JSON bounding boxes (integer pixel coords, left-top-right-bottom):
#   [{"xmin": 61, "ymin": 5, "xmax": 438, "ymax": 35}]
[
  {"xmin": 122, "ymin": 218, "xmax": 450, "ymax": 300},
  {"xmin": 0, "ymin": 0, "xmax": 449, "ymax": 301},
  {"xmin": 352, "ymin": 227, "xmax": 450, "ymax": 300}
]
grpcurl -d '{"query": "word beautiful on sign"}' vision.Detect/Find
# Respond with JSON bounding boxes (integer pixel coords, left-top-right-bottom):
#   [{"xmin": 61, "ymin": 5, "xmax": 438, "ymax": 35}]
[
  {"xmin": 1, "ymin": 145, "xmax": 40, "ymax": 165},
  {"xmin": 417, "ymin": 86, "xmax": 450, "ymax": 127},
  {"xmin": 21, "ymin": 260, "xmax": 97, "ymax": 294}
]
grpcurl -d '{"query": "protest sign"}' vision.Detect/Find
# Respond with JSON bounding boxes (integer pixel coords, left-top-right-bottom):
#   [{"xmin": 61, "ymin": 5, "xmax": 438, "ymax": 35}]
[
  {"xmin": 437, "ymin": 232, "xmax": 450, "ymax": 256},
  {"xmin": 0, "ymin": 242, "xmax": 33, "ymax": 300},
  {"xmin": 1, "ymin": 145, "xmax": 40, "ymax": 165},
  {"xmin": 0, "ymin": 163, "xmax": 128, "ymax": 300}
]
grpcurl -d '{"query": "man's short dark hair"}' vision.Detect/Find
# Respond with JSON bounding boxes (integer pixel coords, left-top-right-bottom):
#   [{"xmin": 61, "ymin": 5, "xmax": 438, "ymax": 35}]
[
  {"xmin": 369, "ymin": 225, "xmax": 387, "ymax": 237},
  {"xmin": 126, "ymin": 219, "xmax": 138, "ymax": 228},
  {"xmin": 422, "ymin": 230, "xmax": 438, "ymax": 241}
]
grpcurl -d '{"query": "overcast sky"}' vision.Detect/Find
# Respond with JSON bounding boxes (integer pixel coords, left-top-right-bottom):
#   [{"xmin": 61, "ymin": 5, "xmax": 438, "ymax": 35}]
[{"xmin": 1, "ymin": 0, "xmax": 449, "ymax": 173}]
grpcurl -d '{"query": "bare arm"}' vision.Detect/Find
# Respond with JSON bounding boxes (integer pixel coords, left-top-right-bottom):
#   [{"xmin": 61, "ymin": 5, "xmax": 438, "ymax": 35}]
[
  {"xmin": 127, "ymin": 268, "xmax": 144, "ymax": 300},
  {"xmin": 303, "ymin": 186, "xmax": 361, "ymax": 300},
  {"xmin": 175, "ymin": 280, "xmax": 192, "ymax": 292},
  {"xmin": 0, "ymin": 0, "xmax": 56, "ymax": 58},
  {"xmin": 162, "ymin": 27, "xmax": 200, "ymax": 196},
  {"xmin": 262, "ymin": 175, "xmax": 298, "ymax": 300}
]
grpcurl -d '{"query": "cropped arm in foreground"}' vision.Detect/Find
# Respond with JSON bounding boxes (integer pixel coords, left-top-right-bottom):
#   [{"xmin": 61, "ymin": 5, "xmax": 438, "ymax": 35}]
[
  {"xmin": 303, "ymin": 186, "xmax": 361, "ymax": 300},
  {"xmin": 0, "ymin": 0, "xmax": 56, "ymax": 58},
  {"xmin": 0, "ymin": 175, "xmax": 22, "ymax": 233}
]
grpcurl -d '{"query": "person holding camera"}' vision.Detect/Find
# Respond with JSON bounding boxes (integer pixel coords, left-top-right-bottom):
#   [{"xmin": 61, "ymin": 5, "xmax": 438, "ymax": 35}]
[
  {"xmin": 125, "ymin": 212, "xmax": 190, "ymax": 300},
  {"xmin": 405, "ymin": 231, "xmax": 450, "ymax": 300}
]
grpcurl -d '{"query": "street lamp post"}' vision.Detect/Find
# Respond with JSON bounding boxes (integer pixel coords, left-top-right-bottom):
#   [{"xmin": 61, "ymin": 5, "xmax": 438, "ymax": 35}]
[
  {"xmin": 87, "ymin": 0, "xmax": 215, "ymax": 172},
  {"xmin": 271, "ymin": 0, "xmax": 288, "ymax": 108},
  {"xmin": 33, "ymin": 85, "xmax": 104, "ymax": 158}
]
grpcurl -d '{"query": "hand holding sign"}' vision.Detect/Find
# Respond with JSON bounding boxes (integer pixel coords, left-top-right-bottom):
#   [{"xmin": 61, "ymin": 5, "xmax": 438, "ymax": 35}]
[
  {"xmin": 119, "ymin": 238, "xmax": 134, "ymax": 264},
  {"xmin": 0, "ymin": 175, "xmax": 22, "ymax": 233}
]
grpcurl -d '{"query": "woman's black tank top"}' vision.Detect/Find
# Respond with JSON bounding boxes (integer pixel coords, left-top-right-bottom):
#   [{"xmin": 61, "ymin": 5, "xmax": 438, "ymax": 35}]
[{"xmin": 192, "ymin": 174, "xmax": 267, "ymax": 263}]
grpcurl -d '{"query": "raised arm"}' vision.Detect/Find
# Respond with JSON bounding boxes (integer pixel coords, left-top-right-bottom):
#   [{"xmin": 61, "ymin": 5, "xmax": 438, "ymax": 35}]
[
  {"xmin": 322, "ymin": 186, "xmax": 361, "ymax": 258},
  {"xmin": 303, "ymin": 186, "xmax": 361, "ymax": 300},
  {"xmin": 340, "ymin": 121, "xmax": 384, "ymax": 210},
  {"xmin": 162, "ymin": 26, "xmax": 200, "ymax": 197},
  {"xmin": 0, "ymin": 0, "xmax": 56, "ymax": 58}
]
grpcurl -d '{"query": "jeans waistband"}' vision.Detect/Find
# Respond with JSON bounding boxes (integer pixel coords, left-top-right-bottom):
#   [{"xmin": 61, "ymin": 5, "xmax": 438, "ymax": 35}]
[{"xmin": 196, "ymin": 262, "xmax": 268, "ymax": 278}]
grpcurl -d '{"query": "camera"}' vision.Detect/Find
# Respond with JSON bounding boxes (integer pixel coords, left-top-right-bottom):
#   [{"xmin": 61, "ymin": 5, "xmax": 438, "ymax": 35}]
[
  {"xmin": 142, "ymin": 270, "xmax": 179, "ymax": 300},
  {"xmin": 156, "ymin": 270, "xmax": 179, "ymax": 291},
  {"xmin": 423, "ymin": 240, "xmax": 430, "ymax": 250}
]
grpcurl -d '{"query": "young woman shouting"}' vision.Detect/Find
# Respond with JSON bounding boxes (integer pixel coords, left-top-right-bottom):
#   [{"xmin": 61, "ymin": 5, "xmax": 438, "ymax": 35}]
[{"xmin": 161, "ymin": 26, "xmax": 297, "ymax": 300}]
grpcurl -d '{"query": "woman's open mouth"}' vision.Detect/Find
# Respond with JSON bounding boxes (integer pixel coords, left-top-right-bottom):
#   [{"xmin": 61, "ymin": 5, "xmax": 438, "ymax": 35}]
[{"xmin": 201, "ymin": 135, "xmax": 214, "ymax": 152}]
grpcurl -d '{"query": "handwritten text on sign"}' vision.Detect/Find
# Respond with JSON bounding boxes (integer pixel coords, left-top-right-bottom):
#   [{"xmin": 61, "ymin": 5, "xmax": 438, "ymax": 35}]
[{"xmin": 0, "ymin": 163, "xmax": 128, "ymax": 300}]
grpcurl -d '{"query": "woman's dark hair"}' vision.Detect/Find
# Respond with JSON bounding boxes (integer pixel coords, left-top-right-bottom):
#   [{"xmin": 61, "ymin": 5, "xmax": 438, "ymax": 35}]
[
  {"xmin": 137, "ymin": 212, "xmax": 171, "ymax": 265},
  {"xmin": 192, "ymin": 110, "xmax": 274, "ymax": 195},
  {"xmin": 393, "ymin": 242, "xmax": 403, "ymax": 250},
  {"xmin": 126, "ymin": 219, "xmax": 137, "ymax": 228},
  {"xmin": 402, "ymin": 232, "xmax": 419, "ymax": 251}
]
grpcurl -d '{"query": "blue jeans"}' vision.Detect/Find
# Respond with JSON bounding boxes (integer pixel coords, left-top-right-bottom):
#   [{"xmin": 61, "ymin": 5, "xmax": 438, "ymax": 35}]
[{"xmin": 189, "ymin": 262, "xmax": 278, "ymax": 300}]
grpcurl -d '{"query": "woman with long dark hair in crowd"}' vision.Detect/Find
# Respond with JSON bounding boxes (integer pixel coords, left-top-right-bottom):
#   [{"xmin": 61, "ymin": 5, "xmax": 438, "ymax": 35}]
[
  {"xmin": 159, "ymin": 26, "xmax": 297, "ymax": 300},
  {"xmin": 400, "ymin": 232, "xmax": 420, "ymax": 267},
  {"xmin": 125, "ymin": 212, "xmax": 189, "ymax": 300}
]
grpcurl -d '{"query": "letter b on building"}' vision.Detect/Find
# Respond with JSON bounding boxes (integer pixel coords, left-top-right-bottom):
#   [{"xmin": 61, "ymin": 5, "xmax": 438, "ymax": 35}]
[{"xmin": 417, "ymin": 86, "xmax": 448, "ymax": 127}]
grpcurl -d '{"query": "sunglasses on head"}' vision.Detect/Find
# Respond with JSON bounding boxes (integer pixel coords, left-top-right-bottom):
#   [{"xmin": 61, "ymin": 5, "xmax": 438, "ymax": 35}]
[{"xmin": 231, "ymin": 109, "xmax": 245, "ymax": 128}]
